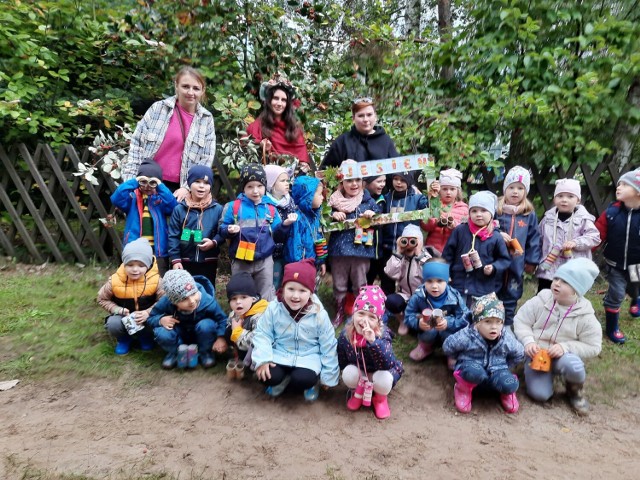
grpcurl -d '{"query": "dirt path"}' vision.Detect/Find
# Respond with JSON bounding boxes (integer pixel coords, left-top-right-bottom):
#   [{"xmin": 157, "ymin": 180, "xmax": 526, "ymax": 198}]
[{"xmin": 1, "ymin": 362, "xmax": 638, "ymax": 480}]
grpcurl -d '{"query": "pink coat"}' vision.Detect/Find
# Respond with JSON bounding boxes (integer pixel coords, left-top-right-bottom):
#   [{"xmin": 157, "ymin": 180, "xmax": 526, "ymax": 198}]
[
  {"xmin": 384, "ymin": 248, "xmax": 432, "ymax": 301},
  {"xmin": 421, "ymin": 201, "xmax": 469, "ymax": 254}
]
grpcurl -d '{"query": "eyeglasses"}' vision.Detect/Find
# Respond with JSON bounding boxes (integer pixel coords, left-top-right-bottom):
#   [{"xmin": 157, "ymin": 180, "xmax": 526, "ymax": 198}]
[
  {"xmin": 136, "ymin": 176, "xmax": 161, "ymax": 188},
  {"xmin": 352, "ymin": 96, "xmax": 374, "ymax": 105}
]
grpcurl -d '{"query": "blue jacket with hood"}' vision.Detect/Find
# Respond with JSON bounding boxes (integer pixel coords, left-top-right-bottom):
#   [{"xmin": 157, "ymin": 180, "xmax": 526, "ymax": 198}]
[{"xmin": 286, "ymin": 176, "xmax": 325, "ymax": 265}]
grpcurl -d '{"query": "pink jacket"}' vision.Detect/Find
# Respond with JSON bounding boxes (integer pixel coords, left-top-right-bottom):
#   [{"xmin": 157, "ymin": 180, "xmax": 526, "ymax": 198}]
[
  {"xmin": 421, "ymin": 201, "xmax": 469, "ymax": 254},
  {"xmin": 384, "ymin": 249, "xmax": 432, "ymax": 301}
]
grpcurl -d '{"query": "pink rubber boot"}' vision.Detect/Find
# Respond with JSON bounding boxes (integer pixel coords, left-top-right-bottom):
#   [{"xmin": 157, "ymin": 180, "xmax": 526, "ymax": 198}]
[
  {"xmin": 372, "ymin": 393, "xmax": 391, "ymax": 420},
  {"xmin": 347, "ymin": 379, "xmax": 365, "ymax": 411},
  {"xmin": 453, "ymin": 370, "xmax": 476, "ymax": 413},
  {"xmin": 500, "ymin": 392, "xmax": 519, "ymax": 414},
  {"xmin": 409, "ymin": 341, "xmax": 433, "ymax": 361}
]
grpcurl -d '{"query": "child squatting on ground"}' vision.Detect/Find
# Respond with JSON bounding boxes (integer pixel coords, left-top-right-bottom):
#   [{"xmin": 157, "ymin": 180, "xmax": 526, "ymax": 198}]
[
  {"xmin": 404, "ymin": 259, "xmax": 469, "ymax": 364},
  {"xmin": 337, "ymin": 285, "xmax": 404, "ymax": 420},
  {"xmin": 110, "ymin": 159, "xmax": 177, "ymax": 276},
  {"xmin": 595, "ymin": 168, "xmax": 640, "ymax": 344},
  {"xmin": 97, "ymin": 238, "xmax": 162, "ymax": 355},
  {"xmin": 252, "ymin": 259, "xmax": 340, "ymax": 401},
  {"xmin": 514, "ymin": 258, "xmax": 602, "ymax": 415},
  {"xmin": 443, "ymin": 292, "xmax": 525, "ymax": 414},
  {"xmin": 147, "ymin": 269, "xmax": 228, "ymax": 369},
  {"xmin": 168, "ymin": 165, "xmax": 224, "ymax": 287}
]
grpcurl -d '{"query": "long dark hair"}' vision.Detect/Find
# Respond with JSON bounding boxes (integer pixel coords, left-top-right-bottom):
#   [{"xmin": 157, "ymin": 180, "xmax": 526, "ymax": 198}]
[{"xmin": 258, "ymin": 86, "xmax": 301, "ymax": 143}]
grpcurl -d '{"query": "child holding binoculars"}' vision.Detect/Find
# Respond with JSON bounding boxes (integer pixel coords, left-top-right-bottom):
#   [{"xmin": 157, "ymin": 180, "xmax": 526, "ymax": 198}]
[
  {"xmin": 514, "ymin": 258, "xmax": 602, "ymax": 415},
  {"xmin": 404, "ymin": 259, "xmax": 469, "ymax": 363},
  {"xmin": 110, "ymin": 159, "xmax": 177, "ymax": 276},
  {"xmin": 168, "ymin": 165, "xmax": 223, "ymax": 287},
  {"xmin": 496, "ymin": 166, "xmax": 542, "ymax": 325},
  {"xmin": 421, "ymin": 168, "xmax": 469, "ymax": 255},
  {"xmin": 219, "ymin": 163, "xmax": 296, "ymax": 301}
]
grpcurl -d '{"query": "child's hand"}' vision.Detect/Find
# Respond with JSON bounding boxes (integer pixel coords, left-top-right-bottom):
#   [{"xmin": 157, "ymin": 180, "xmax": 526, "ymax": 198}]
[
  {"xmin": 228, "ymin": 225, "xmax": 240, "ymax": 234},
  {"xmin": 428, "ymin": 180, "xmax": 440, "ymax": 197},
  {"xmin": 119, "ymin": 307, "xmax": 131, "ymax": 317},
  {"xmin": 160, "ymin": 316, "xmax": 179, "ymax": 330},
  {"xmin": 434, "ymin": 316, "xmax": 448, "ymax": 331},
  {"xmin": 548, "ymin": 344, "xmax": 564, "ymax": 358},
  {"xmin": 134, "ymin": 311, "xmax": 149, "ymax": 324},
  {"xmin": 319, "ymin": 264, "xmax": 327, "ymax": 276},
  {"xmin": 500, "ymin": 231, "xmax": 512, "ymax": 243},
  {"xmin": 524, "ymin": 342, "xmax": 540, "ymax": 358},
  {"xmin": 332, "ymin": 211, "xmax": 346, "ymax": 222},
  {"xmin": 561, "ymin": 240, "xmax": 577, "ymax": 251},
  {"xmin": 418, "ymin": 315, "xmax": 431, "ymax": 331},
  {"xmin": 256, "ymin": 362, "xmax": 275, "ymax": 381},
  {"xmin": 483, "ymin": 264, "xmax": 494, "ymax": 276},
  {"xmin": 362, "ymin": 326, "xmax": 376, "ymax": 343},
  {"xmin": 283, "ymin": 213, "xmax": 298, "ymax": 226},
  {"xmin": 197, "ymin": 238, "xmax": 215, "ymax": 251},
  {"xmin": 396, "ymin": 237, "xmax": 407, "ymax": 254},
  {"xmin": 361, "ymin": 210, "xmax": 375, "ymax": 219},
  {"xmin": 212, "ymin": 337, "xmax": 228, "ymax": 354}
]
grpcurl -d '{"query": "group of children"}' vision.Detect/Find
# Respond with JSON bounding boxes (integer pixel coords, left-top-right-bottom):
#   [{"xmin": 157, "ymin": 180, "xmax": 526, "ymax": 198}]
[{"xmin": 97, "ymin": 158, "xmax": 640, "ymax": 419}]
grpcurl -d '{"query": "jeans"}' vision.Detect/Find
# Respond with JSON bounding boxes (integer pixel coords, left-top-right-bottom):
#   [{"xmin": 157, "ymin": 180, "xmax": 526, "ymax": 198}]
[
  {"xmin": 154, "ymin": 319, "xmax": 217, "ymax": 354},
  {"xmin": 524, "ymin": 352, "xmax": 585, "ymax": 402},
  {"xmin": 457, "ymin": 361, "xmax": 519, "ymax": 394},
  {"xmin": 418, "ymin": 328, "xmax": 453, "ymax": 346},
  {"xmin": 603, "ymin": 265, "xmax": 628, "ymax": 310},
  {"xmin": 104, "ymin": 315, "xmax": 152, "ymax": 341}
]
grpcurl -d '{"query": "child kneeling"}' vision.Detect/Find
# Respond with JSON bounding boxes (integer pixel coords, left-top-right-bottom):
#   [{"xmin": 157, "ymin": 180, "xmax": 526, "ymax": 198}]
[
  {"xmin": 443, "ymin": 293, "xmax": 524, "ymax": 414},
  {"xmin": 337, "ymin": 286, "xmax": 404, "ymax": 419},
  {"xmin": 514, "ymin": 258, "xmax": 602, "ymax": 415},
  {"xmin": 148, "ymin": 270, "xmax": 228, "ymax": 369},
  {"xmin": 252, "ymin": 259, "xmax": 339, "ymax": 401}
]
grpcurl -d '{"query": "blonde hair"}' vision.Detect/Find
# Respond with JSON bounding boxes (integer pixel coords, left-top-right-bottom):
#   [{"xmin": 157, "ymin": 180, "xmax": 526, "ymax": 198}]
[
  {"xmin": 174, "ymin": 67, "xmax": 207, "ymax": 103},
  {"xmin": 496, "ymin": 195, "xmax": 535, "ymax": 215}
]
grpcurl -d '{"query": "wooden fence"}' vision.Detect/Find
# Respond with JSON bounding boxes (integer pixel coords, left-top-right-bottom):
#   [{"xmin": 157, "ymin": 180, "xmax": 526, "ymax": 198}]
[{"xmin": 0, "ymin": 142, "xmax": 631, "ymax": 264}]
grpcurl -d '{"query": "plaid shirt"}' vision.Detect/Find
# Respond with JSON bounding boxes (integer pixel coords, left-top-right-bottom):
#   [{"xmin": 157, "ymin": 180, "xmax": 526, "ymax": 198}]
[{"xmin": 122, "ymin": 96, "xmax": 216, "ymax": 188}]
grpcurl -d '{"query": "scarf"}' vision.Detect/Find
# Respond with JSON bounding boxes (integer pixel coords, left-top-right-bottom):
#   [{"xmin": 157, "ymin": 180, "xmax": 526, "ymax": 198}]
[
  {"xmin": 184, "ymin": 193, "xmax": 213, "ymax": 210},
  {"xmin": 469, "ymin": 221, "xmax": 493, "ymax": 241},
  {"xmin": 502, "ymin": 203, "xmax": 523, "ymax": 215},
  {"xmin": 328, "ymin": 188, "xmax": 364, "ymax": 213}
]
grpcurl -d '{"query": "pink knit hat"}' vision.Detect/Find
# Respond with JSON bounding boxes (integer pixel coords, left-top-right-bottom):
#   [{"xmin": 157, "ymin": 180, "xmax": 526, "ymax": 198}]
[
  {"xmin": 554, "ymin": 178, "xmax": 581, "ymax": 200},
  {"xmin": 439, "ymin": 168, "xmax": 463, "ymax": 188},
  {"xmin": 264, "ymin": 165, "xmax": 288, "ymax": 192},
  {"xmin": 353, "ymin": 285, "xmax": 387, "ymax": 319}
]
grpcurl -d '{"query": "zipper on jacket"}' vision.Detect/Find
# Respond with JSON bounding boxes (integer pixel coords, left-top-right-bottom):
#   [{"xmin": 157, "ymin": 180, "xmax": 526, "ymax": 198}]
[{"xmin": 624, "ymin": 210, "xmax": 631, "ymax": 270}]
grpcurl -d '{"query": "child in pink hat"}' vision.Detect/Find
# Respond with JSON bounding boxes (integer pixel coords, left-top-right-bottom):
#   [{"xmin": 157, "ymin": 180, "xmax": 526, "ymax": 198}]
[{"xmin": 337, "ymin": 285, "xmax": 404, "ymax": 419}]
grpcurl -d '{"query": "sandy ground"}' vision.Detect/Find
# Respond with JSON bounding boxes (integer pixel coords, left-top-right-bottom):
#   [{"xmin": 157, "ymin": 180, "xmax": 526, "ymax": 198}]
[{"xmin": 1, "ymin": 359, "xmax": 639, "ymax": 480}]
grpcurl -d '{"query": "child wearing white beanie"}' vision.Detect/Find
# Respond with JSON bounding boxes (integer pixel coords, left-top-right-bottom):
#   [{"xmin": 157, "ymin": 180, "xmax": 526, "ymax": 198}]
[{"xmin": 514, "ymin": 258, "xmax": 602, "ymax": 415}]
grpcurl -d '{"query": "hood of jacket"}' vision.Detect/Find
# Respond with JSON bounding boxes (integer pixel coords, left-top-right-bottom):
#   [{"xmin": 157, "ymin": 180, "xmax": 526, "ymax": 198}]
[{"xmin": 292, "ymin": 176, "xmax": 322, "ymax": 216}]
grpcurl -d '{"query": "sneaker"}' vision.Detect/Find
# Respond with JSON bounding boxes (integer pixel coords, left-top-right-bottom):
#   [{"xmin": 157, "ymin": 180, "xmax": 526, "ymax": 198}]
[
  {"xmin": 199, "ymin": 351, "xmax": 215, "ymax": 369},
  {"xmin": 266, "ymin": 375, "xmax": 291, "ymax": 397},
  {"xmin": 304, "ymin": 383, "xmax": 320, "ymax": 402},
  {"xmin": 162, "ymin": 351, "xmax": 178, "ymax": 369},
  {"xmin": 114, "ymin": 337, "xmax": 131, "ymax": 356}
]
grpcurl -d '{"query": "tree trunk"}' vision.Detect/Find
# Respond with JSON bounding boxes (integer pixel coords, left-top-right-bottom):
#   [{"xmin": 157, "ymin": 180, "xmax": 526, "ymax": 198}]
[
  {"xmin": 437, "ymin": 0, "xmax": 453, "ymax": 81},
  {"xmin": 611, "ymin": 76, "xmax": 640, "ymax": 169},
  {"xmin": 404, "ymin": 0, "xmax": 422, "ymax": 36}
]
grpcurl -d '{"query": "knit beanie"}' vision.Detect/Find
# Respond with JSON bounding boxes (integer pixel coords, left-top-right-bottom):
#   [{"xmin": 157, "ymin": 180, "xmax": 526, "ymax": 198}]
[
  {"xmin": 554, "ymin": 258, "xmax": 599, "ymax": 296},
  {"xmin": 363, "ymin": 174, "xmax": 386, "ymax": 184},
  {"xmin": 282, "ymin": 258, "xmax": 316, "ymax": 292},
  {"xmin": 439, "ymin": 168, "xmax": 463, "ymax": 188},
  {"xmin": 226, "ymin": 271, "xmax": 259, "ymax": 300},
  {"xmin": 422, "ymin": 261, "xmax": 450, "ymax": 282},
  {"xmin": 187, "ymin": 165, "xmax": 214, "ymax": 188},
  {"xmin": 503, "ymin": 166, "xmax": 531, "ymax": 193},
  {"xmin": 240, "ymin": 163, "xmax": 267, "ymax": 190},
  {"xmin": 137, "ymin": 160, "xmax": 163, "ymax": 180},
  {"xmin": 393, "ymin": 171, "xmax": 414, "ymax": 187},
  {"xmin": 122, "ymin": 238, "xmax": 153, "ymax": 268},
  {"xmin": 619, "ymin": 168, "xmax": 640, "ymax": 194},
  {"xmin": 468, "ymin": 191, "xmax": 497, "ymax": 217},
  {"xmin": 353, "ymin": 285, "xmax": 387, "ymax": 320},
  {"xmin": 264, "ymin": 165, "xmax": 288, "ymax": 192},
  {"xmin": 401, "ymin": 224, "xmax": 422, "ymax": 238},
  {"xmin": 162, "ymin": 269, "xmax": 199, "ymax": 304},
  {"xmin": 471, "ymin": 292, "xmax": 505, "ymax": 323},
  {"xmin": 554, "ymin": 178, "xmax": 581, "ymax": 200},
  {"xmin": 339, "ymin": 159, "xmax": 362, "ymax": 180}
]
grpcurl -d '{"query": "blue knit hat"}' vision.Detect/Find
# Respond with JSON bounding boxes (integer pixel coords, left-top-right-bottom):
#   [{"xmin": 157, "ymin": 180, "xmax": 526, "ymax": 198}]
[
  {"xmin": 187, "ymin": 165, "xmax": 214, "ymax": 188},
  {"xmin": 554, "ymin": 258, "xmax": 599, "ymax": 296},
  {"xmin": 422, "ymin": 261, "xmax": 449, "ymax": 282}
]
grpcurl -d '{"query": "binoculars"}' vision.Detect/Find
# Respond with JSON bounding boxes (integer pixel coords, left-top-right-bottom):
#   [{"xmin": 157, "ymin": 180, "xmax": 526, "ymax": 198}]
[
  {"xmin": 438, "ymin": 215, "xmax": 455, "ymax": 228},
  {"xmin": 136, "ymin": 176, "xmax": 161, "ymax": 188},
  {"xmin": 399, "ymin": 237, "xmax": 418, "ymax": 248},
  {"xmin": 421, "ymin": 308, "xmax": 444, "ymax": 328},
  {"xmin": 236, "ymin": 240, "xmax": 256, "ymax": 261},
  {"xmin": 181, "ymin": 228, "xmax": 203, "ymax": 243},
  {"xmin": 226, "ymin": 359, "xmax": 246, "ymax": 380},
  {"xmin": 461, "ymin": 250, "xmax": 482, "ymax": 272}
]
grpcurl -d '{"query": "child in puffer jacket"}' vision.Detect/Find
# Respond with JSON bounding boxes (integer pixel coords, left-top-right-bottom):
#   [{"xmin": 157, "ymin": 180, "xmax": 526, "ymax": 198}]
[
  {"xmin": 337, "ymin": 286, "xmax": 404, "ymax": 420},
  {"xmin": 168, "ymin": 166, "xmax": 223, "ymax": 287},
  {"xmin": 383, "ymin": 224, "xmax": 432, "ymax": 335},
  {"xmin": 286, "ymin": 175, "xmax": 327, "ymax": 275},
  {"xmin": 443, "ymin": 293, "xmax": 524, "ymax": 414},
  {"xmin": 405, "ymin": 259, "xmax": 469, "ymax": 364}
]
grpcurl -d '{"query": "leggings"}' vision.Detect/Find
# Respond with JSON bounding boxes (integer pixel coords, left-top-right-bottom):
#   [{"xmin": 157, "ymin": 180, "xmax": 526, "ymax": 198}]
[
  {"xmin": 260, "ymin": 364, "xmax": 318, "ymax": 393},
  {"xmin": 342, "ymin": 365, "xmax": 393, "ymax": 395}
]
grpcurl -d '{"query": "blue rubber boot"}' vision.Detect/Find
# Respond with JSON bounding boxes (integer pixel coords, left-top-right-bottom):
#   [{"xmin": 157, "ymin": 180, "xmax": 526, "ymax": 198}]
[
  {"xmin": 304, "ymin": 383, "xmax": 320, "ymax": 402},
  {"xmin": 114, "ymin": 336, "xmax": 131, "ymax": 356},
  {"xmin": 137, "ymin": 331, "xmax": 154, "ymax": 351},
  {"xmin": 266, "ymin": 375, "xmax": 291, "ymax": 397},
  {"xmin": 629, "ymin": 298, "xmax": 640, "ymax": 318},
  {"xmin": 605, "ymin": 309, "xmax": 626, "ymax": 344},
  {"xmin": 162, "ymin": 351, "xmax": 178, "ymax": 369}
]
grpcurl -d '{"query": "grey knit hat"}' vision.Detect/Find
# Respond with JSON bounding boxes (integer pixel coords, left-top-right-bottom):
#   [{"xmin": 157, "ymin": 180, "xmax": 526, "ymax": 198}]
[
  {"xmin": 162, "ymin": 270, "xmax": 199, "ymax": 304},
  {"xmin": 122, "ymin": 238, "xmax": 153, "ymax": 268},
  {"xmin": 468, "ymin": 191, "xmax": 497, "ymax": 217}
]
